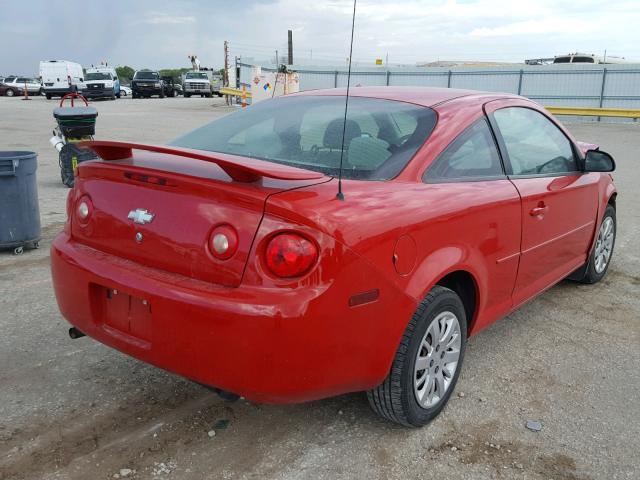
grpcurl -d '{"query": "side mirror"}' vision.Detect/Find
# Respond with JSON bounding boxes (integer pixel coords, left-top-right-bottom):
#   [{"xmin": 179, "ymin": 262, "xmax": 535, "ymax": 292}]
[{"xmin": 584, "ymin": 150, "xmax": 615, "ymax": 172}]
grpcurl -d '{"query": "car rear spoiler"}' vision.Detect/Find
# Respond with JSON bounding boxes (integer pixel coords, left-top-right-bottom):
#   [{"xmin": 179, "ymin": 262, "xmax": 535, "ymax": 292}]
[{"xmin": 79, "ymin": 141, "xmax": 325, "ymax": 183}]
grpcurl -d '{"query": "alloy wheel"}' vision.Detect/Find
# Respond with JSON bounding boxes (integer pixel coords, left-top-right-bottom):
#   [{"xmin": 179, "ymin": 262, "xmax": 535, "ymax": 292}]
[
  {"xmin": 594, "ymin": 216, "xmax": 614, "ymax": 274},
  {"xmin": 414, "ymin": 311, "xmax": 462, "ymax": 408}
]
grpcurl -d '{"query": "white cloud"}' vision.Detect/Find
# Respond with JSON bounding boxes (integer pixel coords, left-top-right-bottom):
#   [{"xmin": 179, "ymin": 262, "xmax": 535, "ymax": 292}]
[
  {"xmin": 137, "ymin": 14, "xmax": 196, "ymax": 25},
  {"xmin": 469, "ymin": 18, "xmax": 593, "ymax": 37}
]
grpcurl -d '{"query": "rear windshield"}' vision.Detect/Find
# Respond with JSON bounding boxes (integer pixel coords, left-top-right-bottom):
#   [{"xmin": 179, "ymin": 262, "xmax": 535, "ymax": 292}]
[
  {"xmin": 186, "ymin": 72, "xmax": 208, "ymax": 79},
  {"xmin": 171, "ymin": 95, "xmax": 437, "ymax": 180},
  {"xmin": 572, "ymin": 56, "xmax": 595, "ymax": 63},
  {"xmin": 134, "ymin": 71, "xmax": 159, "ymax": 79},
  {"xmin": 86, "ymin": 72, "xmax": 111, "ymax": 80}
]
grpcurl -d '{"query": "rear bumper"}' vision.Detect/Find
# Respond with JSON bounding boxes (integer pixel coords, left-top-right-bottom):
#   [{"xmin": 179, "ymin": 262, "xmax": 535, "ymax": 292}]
[
  {"xmin": 43, "ymin": 87, "xmax": 73, "ymax": 96},
  {"xmin": 51, "ymin": 233, "xmax": 414, "ymax": 403}
]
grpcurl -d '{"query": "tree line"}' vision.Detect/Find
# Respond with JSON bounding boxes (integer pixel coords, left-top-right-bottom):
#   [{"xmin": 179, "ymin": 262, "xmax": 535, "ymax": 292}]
[{"xmin": 115, "ymin": 66, "xmax": 225, "ymax": 85}]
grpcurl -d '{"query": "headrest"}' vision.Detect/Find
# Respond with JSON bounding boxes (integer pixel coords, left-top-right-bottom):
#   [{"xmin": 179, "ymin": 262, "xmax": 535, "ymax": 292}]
[
  {"xmin": 347, "ymin": 136, "xmax": 391, "ymax": 169},
  {"xmin": 323, "ymin": 119, "xmax": 361, "ymax": 150}
]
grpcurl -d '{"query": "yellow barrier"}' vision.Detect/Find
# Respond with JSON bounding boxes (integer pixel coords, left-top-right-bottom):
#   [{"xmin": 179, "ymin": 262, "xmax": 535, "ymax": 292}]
[
  {"xmin": 219, "ymin": 86, "xmax": 252, "ymax": 98},
  {"xmin": 546, "ymin": 106, "xmax": 640, "ymax": 119}
]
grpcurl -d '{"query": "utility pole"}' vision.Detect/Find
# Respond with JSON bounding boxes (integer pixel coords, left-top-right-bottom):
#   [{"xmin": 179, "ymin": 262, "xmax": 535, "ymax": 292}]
[
  {"xmin": 223, "ymin": 40, "xmax": 230, "ymax": 105},
  {"xmin": 275, "ymin": 49, "xmax": 279, "ymax": 67},
  {"xmin": 287, "ymin": 29, "xmax": 293, "ymax": 65}
]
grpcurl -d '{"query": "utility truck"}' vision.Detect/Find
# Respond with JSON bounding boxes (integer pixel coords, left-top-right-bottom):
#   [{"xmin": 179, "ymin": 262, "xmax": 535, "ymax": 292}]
[
  {"xmin": 182, "ymin": 71, "xmax": 222, "ymax": 97},
  {"xmin": 82, "ymin": 66, "xmax": 121, "ymax": 100}
]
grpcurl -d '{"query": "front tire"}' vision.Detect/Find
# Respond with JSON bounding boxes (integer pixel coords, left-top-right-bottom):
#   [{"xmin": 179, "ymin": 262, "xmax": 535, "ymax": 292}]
[
  {"xmin": 575, "ymin": 204, "xmax": 616, "ymax": 284},
  {"xmin": 367, "ymin": 286, "xmax": 467, "ymax": 427},
  {"xmin": 6, "ymin": 89, "xmax": 15, "ymax": 97}
]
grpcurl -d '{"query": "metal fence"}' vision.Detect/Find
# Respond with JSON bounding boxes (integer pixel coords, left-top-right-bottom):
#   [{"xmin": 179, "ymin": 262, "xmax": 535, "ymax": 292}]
[{"xmin": 238, "ymin": 62, "xmax": 640, "ymax": 122}]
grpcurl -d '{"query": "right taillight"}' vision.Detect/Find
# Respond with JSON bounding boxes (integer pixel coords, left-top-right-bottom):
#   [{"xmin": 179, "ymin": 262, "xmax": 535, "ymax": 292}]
[{"xmin": 265, "ymin": 233, "xmax": 318, "ymax": 278}]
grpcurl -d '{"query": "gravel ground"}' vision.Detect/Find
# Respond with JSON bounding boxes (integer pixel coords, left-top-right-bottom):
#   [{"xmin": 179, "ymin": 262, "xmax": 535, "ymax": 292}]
[{"xmin": 0, "ymin": 96, "xmax": 638, "ymax": 480}]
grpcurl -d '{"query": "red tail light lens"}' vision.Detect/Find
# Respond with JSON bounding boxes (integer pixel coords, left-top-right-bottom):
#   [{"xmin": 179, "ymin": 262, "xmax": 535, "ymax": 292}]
[
  {"xmin": 209, "ymin": 224, "xmax": 238, "ymax": 260},
  {"xmin": 76, "ymin": 195, "xmax": 93, "ymax": 225},
  {"xmin": 265, "ymin": 233, "xmax": 318, "ymax": 278}
]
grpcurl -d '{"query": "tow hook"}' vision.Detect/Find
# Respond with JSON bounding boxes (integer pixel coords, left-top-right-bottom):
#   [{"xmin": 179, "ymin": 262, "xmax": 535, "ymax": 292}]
[{"xmin": 68, "ymin": 327, "xmax": 86, "ymax": 339}]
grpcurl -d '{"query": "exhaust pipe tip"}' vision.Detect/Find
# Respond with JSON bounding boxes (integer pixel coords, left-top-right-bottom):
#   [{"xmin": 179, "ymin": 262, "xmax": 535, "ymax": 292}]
[
  {"xmin": 214, "ymin": 388, "xmax": 240, "ymax": 402},
  {"xmin": 197, "ymin": 383, "xmax": 240, "ymax": 402},
  {"xmin": 68, "ymin": 327, "xmax": 86, "ymax": 339}
]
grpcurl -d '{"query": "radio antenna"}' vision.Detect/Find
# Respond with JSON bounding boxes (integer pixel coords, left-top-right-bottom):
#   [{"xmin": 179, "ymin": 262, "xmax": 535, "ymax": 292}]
[{"xmin": 336, "ymin": 0, "xmax": 357, "ymax": 201}]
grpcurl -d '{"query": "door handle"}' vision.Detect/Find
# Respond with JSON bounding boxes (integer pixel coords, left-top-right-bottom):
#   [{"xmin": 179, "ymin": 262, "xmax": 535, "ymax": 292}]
[{"xmin": 530, "ymin": 205, "xmax": 549, "ymax": 217}]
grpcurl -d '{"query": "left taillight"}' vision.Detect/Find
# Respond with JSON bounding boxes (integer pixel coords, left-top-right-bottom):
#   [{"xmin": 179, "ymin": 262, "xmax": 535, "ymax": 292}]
[
  {"xmin": 75, "ymin": 195, "xmax": 93, "ymax": 226},
  {"xmin": 264, "ymin": 233, "xmax": 318, "ymax": 278}
]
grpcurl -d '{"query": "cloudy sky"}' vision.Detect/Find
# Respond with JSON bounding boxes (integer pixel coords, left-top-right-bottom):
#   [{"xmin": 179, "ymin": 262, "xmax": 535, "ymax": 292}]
[{"xmin": 2, "ymin": 0, "xmax": 639, "ymax": 75}]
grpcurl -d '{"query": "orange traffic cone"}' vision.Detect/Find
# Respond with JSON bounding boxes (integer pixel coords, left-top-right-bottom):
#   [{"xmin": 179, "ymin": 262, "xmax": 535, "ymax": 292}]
[
  {"xmin": 22, "ymin": 81, "xmax": 31, "ymax": 101},
  {"xmin": 241, "ymin": 85, "xmax": 247, "ymax": 108}
]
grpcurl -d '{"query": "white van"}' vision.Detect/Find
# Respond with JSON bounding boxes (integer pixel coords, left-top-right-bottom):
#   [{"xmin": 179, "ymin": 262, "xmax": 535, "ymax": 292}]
[{"xmin": 39, "ymin": 60, "xmax": 85, "ymax": 99}]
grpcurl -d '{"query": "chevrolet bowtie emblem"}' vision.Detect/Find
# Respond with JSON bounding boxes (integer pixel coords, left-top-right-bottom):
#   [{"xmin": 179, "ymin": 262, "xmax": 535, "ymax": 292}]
[{"xmin": 128, "ymin": 208, "xmax": 155, "ymax": 225}]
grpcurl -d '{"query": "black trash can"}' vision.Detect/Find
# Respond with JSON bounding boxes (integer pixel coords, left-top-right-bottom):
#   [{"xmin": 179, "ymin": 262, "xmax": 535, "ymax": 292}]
[
  {"xmin": 0, "ymin": 151, "xmax": 41, "ymax": 254},
  {"xmin": 53, "ymin": 106, "xmax": 98, "ymax": 137}
]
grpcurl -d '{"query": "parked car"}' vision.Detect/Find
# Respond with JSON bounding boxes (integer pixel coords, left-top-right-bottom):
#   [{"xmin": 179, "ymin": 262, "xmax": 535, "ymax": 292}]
[
  {"xmin": 3, "ymin": 77, "xmax": 42, "ymax": 95},
  {"xmin": 0, "ymin": 82, "xmax": 22, "ymax": 97},
  {"xmin": 160, "ymin": 76, "xmax": 178, "ymax": 97},
  {"xmin": 131, "ymin": 70, "xmax": 167, "ymax": 98},
  {"xmin": 51, "ymin": 87, "xmax": 617, "ymax": 427},
  {"xmin": 120, "ymin": 85, "xmax": 132, "ymax": 96}
]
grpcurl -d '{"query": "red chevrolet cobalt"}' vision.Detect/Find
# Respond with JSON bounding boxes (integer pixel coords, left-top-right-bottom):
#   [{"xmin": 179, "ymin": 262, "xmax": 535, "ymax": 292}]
[{"xmin": 51, "ymin": 87, "xmax": 617, "ymax": 426}]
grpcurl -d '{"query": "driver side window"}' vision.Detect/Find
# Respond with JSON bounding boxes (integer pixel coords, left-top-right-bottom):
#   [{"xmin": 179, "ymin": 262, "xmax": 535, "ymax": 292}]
[{"xmin": 493, "ymin": 107, "xmax": 577, "ymax": 175}]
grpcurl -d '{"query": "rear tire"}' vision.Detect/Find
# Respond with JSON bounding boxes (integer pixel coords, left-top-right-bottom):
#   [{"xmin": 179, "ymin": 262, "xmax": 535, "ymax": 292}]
[
  {"xmin": 6, "ymin": 89, "xmax": 15, "ymax": 97},
  {"xmin": 574, "ymin": 204, "xmax": 616, "ymax": 284},
  {"xmin": 367, "ymin": 286, "xmax": 467, "ymax": 427}
]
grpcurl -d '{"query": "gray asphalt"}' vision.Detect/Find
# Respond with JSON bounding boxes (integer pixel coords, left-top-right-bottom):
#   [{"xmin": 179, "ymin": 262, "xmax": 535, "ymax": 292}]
[{"xmin": 0, "ymin": 96, "xmax": 638, "ymax": 480}]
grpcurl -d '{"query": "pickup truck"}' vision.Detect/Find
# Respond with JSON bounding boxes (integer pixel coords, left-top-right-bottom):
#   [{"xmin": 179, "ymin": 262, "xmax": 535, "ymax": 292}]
[{"xmin": 182, "ymin": 71, "xmax": 222, "ymax": 97}]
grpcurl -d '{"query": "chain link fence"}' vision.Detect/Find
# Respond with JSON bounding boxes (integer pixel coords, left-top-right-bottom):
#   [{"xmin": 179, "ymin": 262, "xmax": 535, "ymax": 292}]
[{"xmin": 239, "ymin": 62, "xmax": 640, "ymax": 122}]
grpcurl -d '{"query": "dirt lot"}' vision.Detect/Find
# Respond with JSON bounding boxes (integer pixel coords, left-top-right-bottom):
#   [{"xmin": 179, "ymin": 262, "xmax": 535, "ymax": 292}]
[{"xmin": 0, "ymin": 96, "xmax": 638, "ymax": 480}]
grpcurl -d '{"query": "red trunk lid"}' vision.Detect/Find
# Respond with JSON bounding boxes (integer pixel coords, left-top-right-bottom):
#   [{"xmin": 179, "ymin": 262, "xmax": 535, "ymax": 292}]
[{"xmin": 71, "ymin": 147, "xmax": 328, "ymax": 287}]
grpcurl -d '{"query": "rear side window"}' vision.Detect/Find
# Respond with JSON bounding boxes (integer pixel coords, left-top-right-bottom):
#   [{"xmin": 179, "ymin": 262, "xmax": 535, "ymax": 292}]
[
  {"xmin": 492, "ymin": 107, "xmax": 577, "ymax": 175},
  {"xmin": 424, "ymin": 119, "xmax": 503, "ymax": 182}
]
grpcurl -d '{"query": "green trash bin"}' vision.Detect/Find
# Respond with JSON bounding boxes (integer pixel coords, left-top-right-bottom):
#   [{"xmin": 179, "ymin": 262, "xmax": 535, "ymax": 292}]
[{"xmin": 0, "ymin": 151, "xmax": 41, "ymax": 254}]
